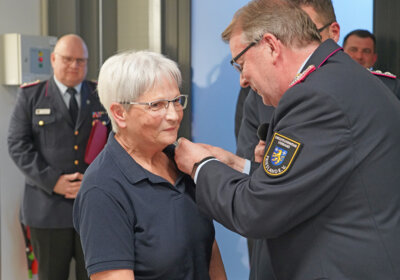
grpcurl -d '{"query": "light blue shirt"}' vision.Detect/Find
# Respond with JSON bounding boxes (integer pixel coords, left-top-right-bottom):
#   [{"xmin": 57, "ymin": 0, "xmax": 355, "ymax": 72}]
[{"xmin": 53, "ymin": 76, "xmax": 82, "ymax": 109}]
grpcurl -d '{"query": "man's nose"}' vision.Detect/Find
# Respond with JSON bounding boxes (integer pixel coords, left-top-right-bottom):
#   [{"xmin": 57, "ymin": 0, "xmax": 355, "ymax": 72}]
[{"xmin": 240, "ymin": 73, "xmax": 250, "ymax": 88}]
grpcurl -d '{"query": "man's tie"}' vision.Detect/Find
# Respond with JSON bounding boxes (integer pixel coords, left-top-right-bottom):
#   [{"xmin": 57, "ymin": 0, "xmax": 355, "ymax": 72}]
[{"xmin": 67, "ymin": 87, "xmax": 78, "ymax": 125}]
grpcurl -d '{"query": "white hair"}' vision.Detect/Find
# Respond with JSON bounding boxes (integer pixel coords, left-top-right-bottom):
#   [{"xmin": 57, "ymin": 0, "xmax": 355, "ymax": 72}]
[{"xmin": 97, "ymin": 50, "xmax": 182, "ymax": 132}]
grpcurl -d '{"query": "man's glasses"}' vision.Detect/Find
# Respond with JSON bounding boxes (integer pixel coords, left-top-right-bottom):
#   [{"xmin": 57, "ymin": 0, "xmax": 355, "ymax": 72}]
[
  {"xmin": 120, "ymin": 95, "xmax": 188, "ymax": 112},
  {"xmin": 317, "ymin": 22, "xmax": 332, "ymax": 33},
  {"xmin": 230, "ymin": 41, "xmax": 257, "ymax": 73},
  {"xmin": 55, "ymin": 53, "xmax": 88, "ymax": 66}
]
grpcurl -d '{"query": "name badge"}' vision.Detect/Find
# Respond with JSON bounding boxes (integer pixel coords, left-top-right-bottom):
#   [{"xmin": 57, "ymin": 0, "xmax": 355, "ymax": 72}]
[{"xmin": 35, "ymin": 108, "xmax": 51, "ymax": 115}]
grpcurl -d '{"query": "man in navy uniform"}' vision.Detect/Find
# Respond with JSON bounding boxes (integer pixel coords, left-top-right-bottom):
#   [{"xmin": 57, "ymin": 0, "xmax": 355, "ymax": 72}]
[
  {"xmin": 236, "ymin": 0, "xmax": 340, "ymax": 159},
  {"xmin": 174, "ymin": 0, "xmax": 400, "ymax": 279},
  {"xmin": 237, "ymin": 0, "xmax": 400, "ymax": 163},
  {"xmin": 8, "ymin": 34, "xmax": 107, "ymax": 280},
  {"xmin": 343, "ymin": 29, "xmax": 400, "ymax": 100},
  {"xmin": 236, "ymin": 1, "xmax": 341, "ymax": 278},
  {"xmin": 343, "ymin": 29, "xmax": 377, "ymax": 69}
]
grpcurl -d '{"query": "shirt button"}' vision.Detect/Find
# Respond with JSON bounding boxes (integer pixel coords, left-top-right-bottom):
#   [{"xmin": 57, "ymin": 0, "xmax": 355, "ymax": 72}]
[
  {"xmin": 38, "ymin": 120, "xmax": 44, "ymax": 126},
  {"xmin": 74, "ymin": 160, "xmax": 79, "ymax": 165},
  {"xmin": 74, "ymin": 130, "xmax": 79, "ymax": 136},
  {"xmin": 74, "ymin": 145, "xmax": 79, "ymax": 151}
]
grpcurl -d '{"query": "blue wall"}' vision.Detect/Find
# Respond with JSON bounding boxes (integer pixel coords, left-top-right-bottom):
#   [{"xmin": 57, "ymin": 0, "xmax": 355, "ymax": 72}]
[
  {"xmin": 191, "ymin": 2, "xmax": 251, "ymax": 278},
  {"xmin": 191, "ymin": 1, "xmax": 373, "ymax": 279},
  {"xmin": 333, "ymin": 0, "xmax": 373, "ymax": 46}
]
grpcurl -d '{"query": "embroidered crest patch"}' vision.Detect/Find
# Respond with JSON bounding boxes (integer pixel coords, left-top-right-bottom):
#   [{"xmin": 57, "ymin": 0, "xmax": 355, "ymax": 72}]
[{"xmin": 263, "ymin": 132, "xmax": 302, "ymax": 177}]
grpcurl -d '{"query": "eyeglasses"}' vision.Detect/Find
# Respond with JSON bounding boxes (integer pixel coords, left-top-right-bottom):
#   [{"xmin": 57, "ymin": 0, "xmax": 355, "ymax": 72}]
[
  {"xmin": 55, "ymin": 53, "xmax": 88, "ymax": 66},
  {"xmin": 317, "ymin": 22, "xmax": 332, "ymax": 33},
  {"xmin": 120, "ymin": 95, "xmax": 188, "ymax": 112},
  {"xmin": 230, "ymin": 41, "xmax": 257, "ymax": 73}
]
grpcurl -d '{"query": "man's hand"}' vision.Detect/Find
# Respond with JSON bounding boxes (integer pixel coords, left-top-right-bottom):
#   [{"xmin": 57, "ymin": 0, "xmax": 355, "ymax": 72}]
[
  {"xmin": 174, "ymin": 138, "xmax": 213, "ymax": 176},
  {"xmin": 254, "ymin": 140, "xmax": 266, "ymax": 163},
  {"xmin": 174, "ymin": 138, "xmax": 247, "ymax": 177},
  {"xmin": 199, "ymin": 144, "xmax": 246, "ymax": 172},
  {"xmin": 53, "ymin": 172, "xmax": 84, "ymax": 199}
]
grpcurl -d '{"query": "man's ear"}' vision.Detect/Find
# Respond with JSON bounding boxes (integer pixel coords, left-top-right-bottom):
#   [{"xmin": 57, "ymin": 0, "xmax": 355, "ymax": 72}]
[
  {"xmin": 261, "ymin": 33, "xmax": 281, "ymax": 63},
  {"xmin": 328, "ymin": 22, "xmax": 340, "ymax": 43},
  {"xmin": 50, "ymin": 52, "xmax": 56, "ymax": 68},
  {"xmin": 110, "ymin": 103, "xmax": 127, "ymax": 129}
]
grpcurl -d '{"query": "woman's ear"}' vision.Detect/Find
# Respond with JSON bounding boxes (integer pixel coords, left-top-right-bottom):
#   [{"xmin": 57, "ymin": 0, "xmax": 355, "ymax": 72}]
[{"xmin": 110, "ymin": 103, "xmax": 127, "ymax": 129}]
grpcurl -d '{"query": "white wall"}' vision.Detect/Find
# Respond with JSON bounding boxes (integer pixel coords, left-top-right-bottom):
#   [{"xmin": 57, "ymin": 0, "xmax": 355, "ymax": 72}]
[
  {"xmin": 117, "ymin": 0, "xmax": 149, "ymax": 51},
  {"xmin": 0, "ymin": 0, "xmax": 41, "ymax": 279}
]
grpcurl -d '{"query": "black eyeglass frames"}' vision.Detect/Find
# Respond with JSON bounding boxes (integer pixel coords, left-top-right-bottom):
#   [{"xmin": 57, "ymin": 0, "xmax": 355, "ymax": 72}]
[
  {"xmin": 317, "ymin": 22, "xmax": 333, "ymax": 33},
  {"xmin": 230, "ymin": 41, "xmax": 257, "ymax": 73}
]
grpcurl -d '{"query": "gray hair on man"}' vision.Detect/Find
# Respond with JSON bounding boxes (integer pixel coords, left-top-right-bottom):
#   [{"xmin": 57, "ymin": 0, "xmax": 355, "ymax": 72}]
[
  {"xmin": 97, "ymin": 50, "xmax": 182, "ymax": 132},
  {"xmin": 222, "ymin": 0, "xmax": 321, "ymax": 48}
]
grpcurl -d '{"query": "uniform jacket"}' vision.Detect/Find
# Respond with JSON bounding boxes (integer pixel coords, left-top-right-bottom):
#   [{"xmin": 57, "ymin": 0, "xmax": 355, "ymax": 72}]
[
  {"xmin": 236, "ymin": 69, "xmax": 400, "ymax": 161},
  {"xmin": 8, "ymin": 77, "xmax": 108, "ymax": 228},
  {"xmin": 234, "ymin": 87, "xmax": 250, "ymax": 140},
  {"xmin": 197, "ymin": 39, "xmax": 400, "ymax": 280},
  {"xmin": 370, "ymin": 70, "xmax": 400, "ymax": 100},
  {"xmin": 236, "ymin": 89, "xmax": 274, "ymax": 159}
]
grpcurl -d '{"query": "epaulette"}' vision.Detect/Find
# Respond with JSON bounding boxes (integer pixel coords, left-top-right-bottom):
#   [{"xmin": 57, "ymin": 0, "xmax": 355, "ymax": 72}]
[
  {"xmin": 369, "ymin": 69, "xmax": 397, "ymax": 79},
  {"xmin": 289, "ymin": 65, "xmax": 316, "ymax": 88},
  {"xmin": 20, "ymin": 80, "xmax": 41, "ymax": 88},
  {"xmin": 90, "ymin": 79, "xmax": 98, "ymax": 84}
]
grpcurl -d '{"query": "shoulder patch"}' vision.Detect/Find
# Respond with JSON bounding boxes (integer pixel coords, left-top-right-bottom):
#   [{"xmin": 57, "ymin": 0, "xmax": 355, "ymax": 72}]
[
  {"xmin": 20, "ymin": 80, "xmax": 41, "ymax": 88},
  {"xmin": 289, "ymin": 65, "xmax": 316, "ymax": 88},
  {"xmin": 369, "ymin": 69, "xmax": 396, "ymax": 79},
  {"xmin": 263, "ymin": 132, "xmax": 302, "ymax": 177}
]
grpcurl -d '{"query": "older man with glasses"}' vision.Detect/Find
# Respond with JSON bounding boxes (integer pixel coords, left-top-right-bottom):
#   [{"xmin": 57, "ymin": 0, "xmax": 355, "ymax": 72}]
[
  {"xmin": 175, "ymin": 0, "xmax": 400, "ymax": 279},
  {"xmin": 232, "ymin": 1, "xmax": 342, "ymax": 278},
  {"xmin": 8, "ymin": 34, "xmax": 109, "ymax": 280}
]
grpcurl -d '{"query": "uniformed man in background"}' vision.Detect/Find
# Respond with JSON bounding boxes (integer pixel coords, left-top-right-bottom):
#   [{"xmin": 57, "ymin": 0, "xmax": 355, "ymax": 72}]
[
  {"xmin": 8, "ymin": 34, "xmax": 107, "ymax": 280},
  {"xmin": 343, "ymin": 29, "xmax": 377, "ymax": 69},
  {"xmin": 343, "ymin": 29, "xmax": 400, "ymax": 100},
  {"xmin": 174, "ymin": 0, "xmax": 400, "ymax": 279}
]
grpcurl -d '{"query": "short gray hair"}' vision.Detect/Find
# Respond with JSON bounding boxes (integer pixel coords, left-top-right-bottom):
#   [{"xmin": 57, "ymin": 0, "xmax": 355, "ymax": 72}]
[
  {"xmin": 222, "ymin": 0, "xmax": 321, "ymax": 48},
  {"xmin": 97, "ymin": 50, "xmax": 182, "ymax": 132}
]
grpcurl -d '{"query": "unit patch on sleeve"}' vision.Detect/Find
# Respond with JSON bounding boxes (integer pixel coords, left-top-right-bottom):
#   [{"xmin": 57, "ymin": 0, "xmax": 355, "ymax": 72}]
[{"xmin": 263, "ymin": 132, "xmax": 302, "ymax": 177}]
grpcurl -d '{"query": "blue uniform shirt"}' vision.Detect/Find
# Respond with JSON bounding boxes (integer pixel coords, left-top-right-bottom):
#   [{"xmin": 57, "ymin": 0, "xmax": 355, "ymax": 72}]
[{"xmin": 73, "ymin": 133, "xmax": 215, "ymax": 279}]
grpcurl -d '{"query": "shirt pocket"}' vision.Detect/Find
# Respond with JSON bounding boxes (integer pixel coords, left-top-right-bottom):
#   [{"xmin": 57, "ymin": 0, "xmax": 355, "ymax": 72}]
[{"xmin": 32, "ymin": 113, "xmax": 57, "ymax": 147}]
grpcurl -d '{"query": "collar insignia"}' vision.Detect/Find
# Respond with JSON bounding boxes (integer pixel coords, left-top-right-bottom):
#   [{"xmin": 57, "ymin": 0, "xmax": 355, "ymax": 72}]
[
  {"xmin": 20, "ymin": 80, "xmax": 41, "ymax": 88},
  {"xmin": 263, "ymin": 132, "xmax": 302, "ymax": 177},
  {"xmin": 289, "ymin": 65, "xmax": 316, "ymax": 88},
  {"xmin": 369, "ymin": 69, "xmax": 396, "ymax": 79}
]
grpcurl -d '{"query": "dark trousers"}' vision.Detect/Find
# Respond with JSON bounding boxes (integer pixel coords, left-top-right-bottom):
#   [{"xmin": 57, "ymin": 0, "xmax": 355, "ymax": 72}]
[{"xmin": 30, "ymin": 227, "xmax": 89, "ymax": 280}]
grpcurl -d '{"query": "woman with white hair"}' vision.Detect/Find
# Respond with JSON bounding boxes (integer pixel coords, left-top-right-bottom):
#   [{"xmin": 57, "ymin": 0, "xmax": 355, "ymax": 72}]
[{"xmin": 73, "ymin": 50, "xmax": 226, "ymax": 280}]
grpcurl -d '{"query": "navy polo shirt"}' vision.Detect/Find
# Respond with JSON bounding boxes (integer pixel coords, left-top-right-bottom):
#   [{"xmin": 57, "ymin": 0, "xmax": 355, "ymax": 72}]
[{"xmin": 73, "ymin": 133, "xmax": 215, "ymax": 279}]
